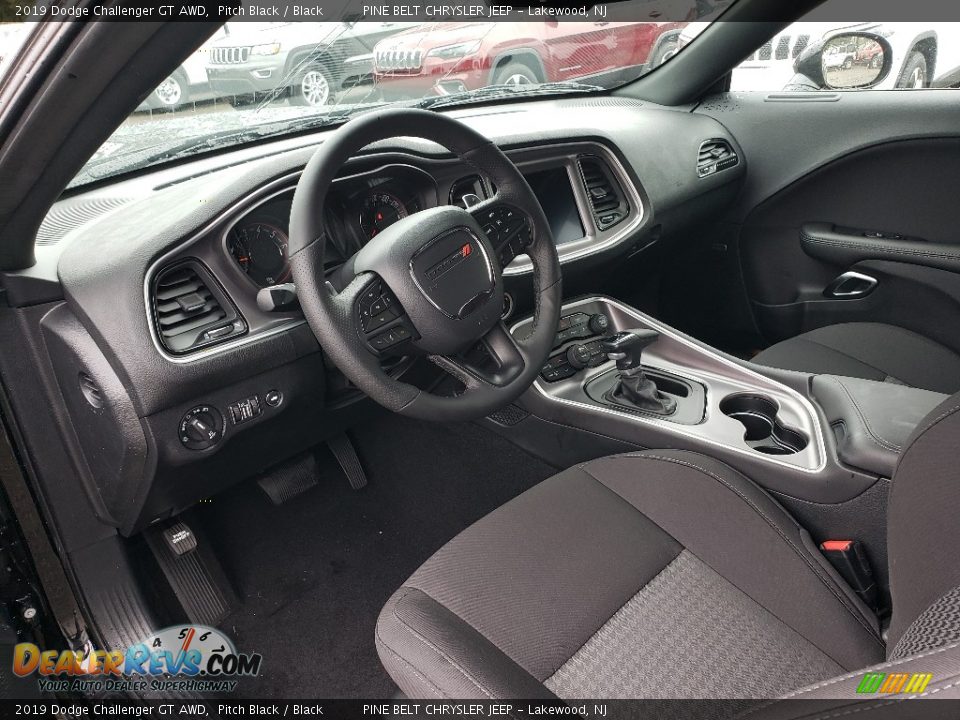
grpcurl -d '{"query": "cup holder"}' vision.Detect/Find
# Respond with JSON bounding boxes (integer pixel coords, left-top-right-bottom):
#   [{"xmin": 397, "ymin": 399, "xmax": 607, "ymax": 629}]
[{"xmin": 719, "ymin": 394, "xmax": 808, "ymax": 455}]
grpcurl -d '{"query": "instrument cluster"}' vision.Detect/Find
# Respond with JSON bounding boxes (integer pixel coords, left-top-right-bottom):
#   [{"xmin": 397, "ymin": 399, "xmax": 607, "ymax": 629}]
[{"xmin": 226, "ymin": 165, "xmax": 436, "ymax": 289}]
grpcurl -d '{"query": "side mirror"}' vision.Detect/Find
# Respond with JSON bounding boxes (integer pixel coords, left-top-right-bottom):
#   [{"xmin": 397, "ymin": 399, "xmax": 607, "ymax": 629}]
[{"xmin": 793, "ymin": 32, "xmax": 893, "ymax": 90}]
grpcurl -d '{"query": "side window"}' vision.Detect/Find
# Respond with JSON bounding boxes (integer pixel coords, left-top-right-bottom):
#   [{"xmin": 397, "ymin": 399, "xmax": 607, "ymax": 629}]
[
  {"xmin": 0, "ymin": 22, "xmax": 32, "ymax": 84},
  {"xmin": 731, "ymin": 22, "xmax": 960, "ymax": 92}
]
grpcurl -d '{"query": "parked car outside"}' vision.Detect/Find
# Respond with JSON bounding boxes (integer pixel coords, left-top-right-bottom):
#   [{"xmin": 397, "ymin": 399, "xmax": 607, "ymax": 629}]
[
  {"xmin": 678, "ymin": 21, "xmax": 960, "ymax": 90},
  {"xmin": 205, "ymin": 21, "xmax": 410, "ymax": 107},
  {"xmin": 136, "ymin": 26, "xmax": 228, "ymax": 111},
  {"xmin": 371, "ymin": 21, "xmax": 688, "ymax": 99}
]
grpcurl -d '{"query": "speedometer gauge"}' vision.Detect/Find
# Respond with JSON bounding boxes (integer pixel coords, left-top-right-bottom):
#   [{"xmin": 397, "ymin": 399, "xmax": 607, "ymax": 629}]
[
  {"xmin": 359, "ymin": 193, "xmax": 408, "ymax": 239},
  {"xmin": 228, "ymin": 222, "xmax": 291, "ymax": 287}
]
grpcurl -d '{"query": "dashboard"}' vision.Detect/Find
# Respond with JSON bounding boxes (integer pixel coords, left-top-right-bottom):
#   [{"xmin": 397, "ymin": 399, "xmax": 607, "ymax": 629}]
[
  {"xmin": 218, "ymin": 151, "xmax": 632, "ymax": 305},
  {"xmin": 6, "ymin": 97, "xmax": 746, "ymax": 535}
]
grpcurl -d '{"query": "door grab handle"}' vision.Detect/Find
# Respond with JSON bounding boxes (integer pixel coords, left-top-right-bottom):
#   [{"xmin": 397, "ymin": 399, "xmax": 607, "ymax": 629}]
[{"xmin": 824, "ymin": 271, "xmax": 878, "ymax": 299}]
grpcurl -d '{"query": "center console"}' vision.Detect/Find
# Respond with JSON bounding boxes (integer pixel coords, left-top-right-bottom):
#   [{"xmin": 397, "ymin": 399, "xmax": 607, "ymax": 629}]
[
  {"xmin": 504, "ymin": 295, "xmax": 949, "ymax": 505},
  {"xmin": 506, "ymin": 296, "xmax": 864, "ymax": 503}
]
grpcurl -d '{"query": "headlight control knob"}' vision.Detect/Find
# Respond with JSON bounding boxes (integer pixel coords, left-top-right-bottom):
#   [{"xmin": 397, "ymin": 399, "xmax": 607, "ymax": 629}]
[{"xmin": 179, "ymin": 406, "xmax": 224, "ymax": 451}]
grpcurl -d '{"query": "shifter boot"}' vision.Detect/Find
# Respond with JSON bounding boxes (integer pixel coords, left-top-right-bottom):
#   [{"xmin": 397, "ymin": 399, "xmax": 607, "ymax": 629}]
[{"xmin": 608, "ymin": 366, "xmax": 678, "ymax": 415}]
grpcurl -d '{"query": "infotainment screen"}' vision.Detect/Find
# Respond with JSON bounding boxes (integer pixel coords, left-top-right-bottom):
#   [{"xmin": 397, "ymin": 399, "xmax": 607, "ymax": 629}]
[{"xmin": 524, "ymin": 168, "xmax": 586, "ymax": 246}]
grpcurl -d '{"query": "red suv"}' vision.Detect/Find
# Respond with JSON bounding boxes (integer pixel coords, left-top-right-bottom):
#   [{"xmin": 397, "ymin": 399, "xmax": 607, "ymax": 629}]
[{"xmin": 372, "ymin": 21, "xmax": 687, "ymax": 98}]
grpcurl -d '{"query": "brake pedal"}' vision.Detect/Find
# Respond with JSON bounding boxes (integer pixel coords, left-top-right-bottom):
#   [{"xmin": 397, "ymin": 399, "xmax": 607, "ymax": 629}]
[
  {"xmin": 327, "ymin": 432, "xmax": 368, "ymax": 490},
  {"xmin": 257, "ymin": 452, "xmax": 320, "ymax": 505}
]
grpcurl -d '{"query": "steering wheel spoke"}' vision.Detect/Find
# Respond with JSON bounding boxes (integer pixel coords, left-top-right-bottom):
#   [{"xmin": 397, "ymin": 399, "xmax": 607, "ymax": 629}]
[
  {"xmin": 470, "ymin": 200, "xmax": 534, "ymax": 269},
  {"xmin": 433, "ymin": 321, "xmax": 526, "ymax": 389},
  {"xmin": 342, "ymin": 273, "xmax": 420, "ymax": 356}
]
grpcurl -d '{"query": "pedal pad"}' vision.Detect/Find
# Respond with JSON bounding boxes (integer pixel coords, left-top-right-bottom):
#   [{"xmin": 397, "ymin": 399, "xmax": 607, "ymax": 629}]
[
  {"xmin": 327, "ymin": 432, "xmax": 367, "ymax": 490},
  {"xmin": 145, "ymin": 521, "xmax": 234, "ymax": 627},
  {"xmin": 162, "ymin": 522, "xmax": 197, "ymax": 557},
  {"xmin": 257, "ymin": 452, "xmax": 319, "ymax": 505}
]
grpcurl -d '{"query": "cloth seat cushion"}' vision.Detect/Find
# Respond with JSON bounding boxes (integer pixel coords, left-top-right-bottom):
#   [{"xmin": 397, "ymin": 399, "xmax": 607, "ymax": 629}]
[{"xmin": 376, "ymin": 450, "xmax": 885, "ymax": 700}]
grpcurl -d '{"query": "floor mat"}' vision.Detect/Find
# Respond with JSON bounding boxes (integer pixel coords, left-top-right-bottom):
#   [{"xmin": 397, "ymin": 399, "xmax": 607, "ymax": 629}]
[{"xmin": 197, "ymin": 412, "xmax": 557, "ymax": 698}]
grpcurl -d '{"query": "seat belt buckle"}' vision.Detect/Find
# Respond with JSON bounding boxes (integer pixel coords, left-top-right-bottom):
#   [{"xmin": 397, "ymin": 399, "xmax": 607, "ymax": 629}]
[{"xmin": 820, "ymin": 540, "xmax": 878, "ymax": 611}]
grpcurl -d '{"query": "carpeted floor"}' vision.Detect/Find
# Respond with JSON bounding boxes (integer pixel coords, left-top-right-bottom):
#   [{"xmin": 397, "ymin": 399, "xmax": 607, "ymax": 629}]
[{"xmin": 196, "ymin": 412, "xmax": 557, "ymax": 698}]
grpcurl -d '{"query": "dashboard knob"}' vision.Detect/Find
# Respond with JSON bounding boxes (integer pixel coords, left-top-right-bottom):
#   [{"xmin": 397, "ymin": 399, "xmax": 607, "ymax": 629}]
[
  {"xmin": 566, "ymin": 344, "xmax": 591, "ymax": 370},
  {"xmin": 179, "ymin": 406, "xmax": 223, "ymax": 451},
  {"xmin": 589, "ymin": 313, "xmax": 611, "ymax": 336}
]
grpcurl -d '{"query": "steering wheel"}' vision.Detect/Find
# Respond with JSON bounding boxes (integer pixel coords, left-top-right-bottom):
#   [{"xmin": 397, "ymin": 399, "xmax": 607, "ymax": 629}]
[{"xmin": 288, "ymin": 109, "xmax": 562, "ymax": 421}]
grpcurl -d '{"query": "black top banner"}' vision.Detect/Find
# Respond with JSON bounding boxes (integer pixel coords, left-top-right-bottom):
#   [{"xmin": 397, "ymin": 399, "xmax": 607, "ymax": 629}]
[{"xmin": 6, "ymin": 0, "xmax": 960, "ymax": 23}]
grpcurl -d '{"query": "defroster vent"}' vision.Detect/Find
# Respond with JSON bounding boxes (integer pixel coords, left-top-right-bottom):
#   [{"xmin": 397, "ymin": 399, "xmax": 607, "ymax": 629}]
[
  {"xmin": 151, "ymin": 260, "xmax": 246, "ymax": 355},
  {"xmin": 578, "ymin": 157, "xmax": 629, "ymax": 231}
]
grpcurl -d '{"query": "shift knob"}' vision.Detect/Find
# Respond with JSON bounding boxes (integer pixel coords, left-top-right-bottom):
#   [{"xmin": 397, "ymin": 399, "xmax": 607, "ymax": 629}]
[{"xmin": 601, "ymin": 330, "xmax": 660, "ymax": 371}]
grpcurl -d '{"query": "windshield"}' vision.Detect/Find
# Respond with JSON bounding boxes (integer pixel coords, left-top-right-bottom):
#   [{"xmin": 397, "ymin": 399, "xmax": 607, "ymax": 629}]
[{"xmin": 41, "ymin": 5, "xmax": 733, "ymax": 187}]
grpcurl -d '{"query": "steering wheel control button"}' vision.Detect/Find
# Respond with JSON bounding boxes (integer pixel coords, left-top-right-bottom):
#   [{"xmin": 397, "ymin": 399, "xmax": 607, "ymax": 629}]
[
  {"xmin": 480, "ymin": 205, "xmax": 531, "ymax": 267},
  {"xmin": 228, "ymin": 395, "xmax": 262, "ymax": 425},
  {"xmin": 179, "ymin": 406, "xmax": 224, "ymax": 450},
  {"xmin": 265, "ymin": 390, "xmax": 283, "ymax": 408},
  {"xmin": 370, "ymin": 323, "xmax": 414, "ymax": 351}
]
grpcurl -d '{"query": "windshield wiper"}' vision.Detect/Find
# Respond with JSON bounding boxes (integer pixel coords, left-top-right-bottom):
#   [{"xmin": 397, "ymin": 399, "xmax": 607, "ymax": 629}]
[{"xmin": 415, "ymin": 81, "xmax": 603, "ymax": 110}]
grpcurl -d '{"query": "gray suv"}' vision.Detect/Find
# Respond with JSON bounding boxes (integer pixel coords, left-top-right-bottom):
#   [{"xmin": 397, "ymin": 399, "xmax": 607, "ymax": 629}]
[{"xmin": 206, "ymin": 21, "xmax": 407, "ymax": 106}]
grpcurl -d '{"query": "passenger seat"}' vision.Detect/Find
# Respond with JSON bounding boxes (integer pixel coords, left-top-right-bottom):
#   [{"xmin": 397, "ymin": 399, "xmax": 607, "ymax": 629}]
[{"xmin": 752, "ymin": 322, "xmax": 960, "ymax": 394}]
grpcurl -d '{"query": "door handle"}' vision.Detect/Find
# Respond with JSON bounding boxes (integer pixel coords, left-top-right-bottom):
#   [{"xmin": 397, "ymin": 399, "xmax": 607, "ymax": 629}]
[{"xmin": 824, "ymin": 271, "xmax": 878, "ymax": 299}]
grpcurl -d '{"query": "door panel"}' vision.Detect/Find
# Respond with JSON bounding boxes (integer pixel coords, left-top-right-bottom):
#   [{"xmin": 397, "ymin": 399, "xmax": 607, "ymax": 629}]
[{"xmin": 695, "ymin": 92, "xmax": 960, "ymax": 352}]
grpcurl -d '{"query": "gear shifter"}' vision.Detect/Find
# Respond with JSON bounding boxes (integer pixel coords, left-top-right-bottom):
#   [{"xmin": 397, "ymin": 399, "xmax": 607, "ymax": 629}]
[{"xmin": 601, "ymin": 330, "xmax": 677, "ymax": 415}]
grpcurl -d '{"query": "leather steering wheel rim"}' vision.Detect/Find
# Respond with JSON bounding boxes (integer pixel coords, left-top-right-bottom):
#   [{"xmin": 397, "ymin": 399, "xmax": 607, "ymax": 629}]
[{"xmin": 288, "ymin": 109, "xmax": 562, "ymax": 422}]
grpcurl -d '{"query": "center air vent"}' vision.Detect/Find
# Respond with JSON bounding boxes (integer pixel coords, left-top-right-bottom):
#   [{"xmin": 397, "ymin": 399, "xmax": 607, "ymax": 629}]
[
  {"xmin": 697, "ymin": 139, "xmax": 739, "ymax": 178},
  {"xmin": 577, "ymin": 157, "xmax": 629, "ymax": 231},
  {"xmin": 151, "ymin": 260, "xmax": 246, "ymax": 355}
]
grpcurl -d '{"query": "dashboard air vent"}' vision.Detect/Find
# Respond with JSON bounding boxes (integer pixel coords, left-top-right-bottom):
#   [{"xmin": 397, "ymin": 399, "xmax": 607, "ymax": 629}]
[
  {"xmin": 697, "ymin": 139, "xmax": 739, "ymax": 178},
  {"xmin": 151, "ymin": 260, "xmax": 246, "ymax": 355},
  {"xmin": 577, "ymin": 157, "xmax": 629, "ymax": 231}
]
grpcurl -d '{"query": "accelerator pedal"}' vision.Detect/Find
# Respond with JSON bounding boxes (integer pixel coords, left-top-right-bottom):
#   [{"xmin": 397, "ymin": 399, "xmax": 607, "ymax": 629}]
[
  {"xmin": 145, "ymin": 520, "xmax": 235, "ymax": 627},
  {"xmin": 327, "ymin": 432, "xmax": 368, "ymax": 490},
  {"xmin": 257, "ymin": 452, "xmax": 320, "ymax": 505}
]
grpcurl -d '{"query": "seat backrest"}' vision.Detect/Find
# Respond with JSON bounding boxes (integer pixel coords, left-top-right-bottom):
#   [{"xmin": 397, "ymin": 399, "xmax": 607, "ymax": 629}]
[{"xmin": 886, "ymin": 392, "xmax": 960, "ymax": 659}]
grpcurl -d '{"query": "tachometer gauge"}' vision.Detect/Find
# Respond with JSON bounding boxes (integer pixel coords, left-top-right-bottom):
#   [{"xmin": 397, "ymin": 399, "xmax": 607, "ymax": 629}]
[
  {"xmin": 228, "ymin": 222, "xmax": 291, "ymax": 287},
  {"xmin": 359, "ymin": 192, "xmax": 408, "ymax": 239}
]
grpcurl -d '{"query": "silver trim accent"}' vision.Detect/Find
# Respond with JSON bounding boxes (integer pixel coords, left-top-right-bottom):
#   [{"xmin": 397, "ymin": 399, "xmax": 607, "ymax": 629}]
[
  {"xmin": 824, "ymin": 271, "xmax": 878, "ymax": 298},
  {"xmin": 145, "ymin": 172, "xmax": 307, "ymax": 365},
  {"xmin": 511, "ymin": 296, "xmax": 827, "ymax": 474},
  {"xmin": 503, "ymin": 145, "xmax": 644, "ymax": 276}
]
